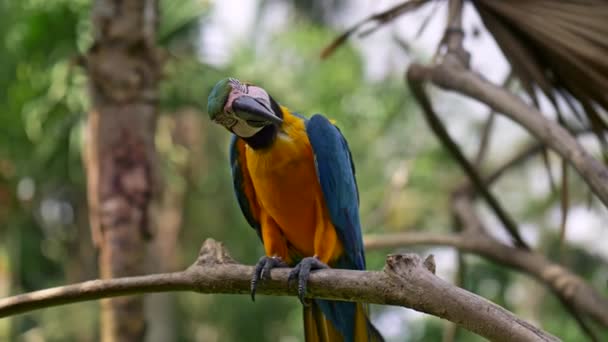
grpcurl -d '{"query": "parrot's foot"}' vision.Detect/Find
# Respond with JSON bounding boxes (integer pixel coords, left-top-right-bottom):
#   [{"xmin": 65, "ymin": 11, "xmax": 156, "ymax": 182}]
[
  {"xmin": 288, "ymin": 256, "xmax": 329, "ymax": 305},
  {"xmin": 251, "ymin": 256, "xmax": 288, "ymax": 302}
]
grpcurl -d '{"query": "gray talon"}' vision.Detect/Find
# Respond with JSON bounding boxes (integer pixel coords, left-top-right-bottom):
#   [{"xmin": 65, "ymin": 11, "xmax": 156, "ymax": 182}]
[
  {"xmin": 251, "ymin": 256, "xmax": 288, "ymax": 301},
  {"xmin": 287, "ymin": 257, "xmax": 329, "ymax": 305}
]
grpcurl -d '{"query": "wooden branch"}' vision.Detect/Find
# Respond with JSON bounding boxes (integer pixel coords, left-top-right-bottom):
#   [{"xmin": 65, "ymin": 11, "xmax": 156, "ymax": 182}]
[
  {"xmin": 405, "ymin": 45, "xmax": 608, "ymax": 335},
  {"xmin": 0, "ymin": 239, "xmax": 557, "ymax": 342},
  {"xmin": 364, "ymin": 230, "xmax": 608, "ymax": 328},
  {"xmin": 407, "ymin": 67, "xmax": 529, "ymax": 249},
  {"xmin": 474, "ymin": 73, "xmax": 514, "ymax": 167},
  {"xmin": 408, "ymin": 61, "xmax": 608, "ymax": 207}
]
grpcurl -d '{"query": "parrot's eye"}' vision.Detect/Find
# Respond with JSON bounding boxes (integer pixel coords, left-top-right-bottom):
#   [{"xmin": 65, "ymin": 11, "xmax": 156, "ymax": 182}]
[{"xmin": 214, "ymin": 112, "xmax": 237, "ymax": 128}]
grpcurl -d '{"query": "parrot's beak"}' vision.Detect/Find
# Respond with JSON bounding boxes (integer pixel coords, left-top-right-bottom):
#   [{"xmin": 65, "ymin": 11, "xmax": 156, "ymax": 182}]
[{"xmin": 232, "ymin": 96, "xmax": 283, "ymax": 127}]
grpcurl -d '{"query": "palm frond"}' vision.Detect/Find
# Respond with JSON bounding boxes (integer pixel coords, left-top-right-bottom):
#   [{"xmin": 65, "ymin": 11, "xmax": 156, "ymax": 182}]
[{"xmin": 472, "ymin": 0, "xmax": 608, "ymax": 141}]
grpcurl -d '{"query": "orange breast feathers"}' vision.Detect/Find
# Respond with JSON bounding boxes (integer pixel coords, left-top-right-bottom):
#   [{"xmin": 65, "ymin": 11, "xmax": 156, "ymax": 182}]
[{"xmin": 243, "ymin": 108, "xmax": 344, "ymax": 265}]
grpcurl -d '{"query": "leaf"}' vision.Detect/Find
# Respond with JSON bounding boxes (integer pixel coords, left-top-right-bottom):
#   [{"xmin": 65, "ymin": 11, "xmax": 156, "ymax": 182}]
[{"xmin": 472, "ymin": 0, "xmax": 608, "ymax": 158}]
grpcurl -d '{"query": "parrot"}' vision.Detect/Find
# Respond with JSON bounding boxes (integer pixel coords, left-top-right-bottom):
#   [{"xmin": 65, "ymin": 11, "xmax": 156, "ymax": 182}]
[{"xmin": 207, "ymin": 78, "xmax": 383, "ymax": 342}]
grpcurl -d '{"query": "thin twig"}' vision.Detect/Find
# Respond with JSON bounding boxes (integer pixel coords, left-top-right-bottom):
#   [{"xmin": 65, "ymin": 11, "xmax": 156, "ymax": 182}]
[
  {"xmin": 406, "ymin": 68, "xmax": 529, "ymax": 249},
  {"xmin": 541, "ymin": 148, "xmax": 558, "ymax": 193},
  {"xmin": 411, "ymin": 62, "xmax": 608, "ymax": 206},
  {"xmin": 475, "ymin": 111, "xmax": 496, "ymax": 166},
  {"xmin": 320, "ymin": 0, "xmax": 432, "ymax": 59},
  {"xmin": 475, "ymin": 128, "xmax": 594, "ymax": 189},
  {"xmin": 364, "ymin": 229, "xmax": 608, "ymax": 328},
  {"xmin": 555, "ymin": 294, "xmax": 600, "ymax": 342},
  {"xmin": 559, "ymin": 160, "xmax": 570, "ymax": 262},
  {"xmin": 475, "ymin": 73, "xmax": 514, "ymax": 167}
]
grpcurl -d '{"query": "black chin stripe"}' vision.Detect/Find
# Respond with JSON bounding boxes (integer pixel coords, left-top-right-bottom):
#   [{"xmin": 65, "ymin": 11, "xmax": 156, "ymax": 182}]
[
  {"xmin": 243, "ymin": 124, "xmax": 277, "ymax": 150},
  {"xmin": 269, "ymin": 96, "xmax": 283, "ymax": 119},
  {"xmin": 242, "ymin": 95, "xmax": 281, "ymax": 150}
]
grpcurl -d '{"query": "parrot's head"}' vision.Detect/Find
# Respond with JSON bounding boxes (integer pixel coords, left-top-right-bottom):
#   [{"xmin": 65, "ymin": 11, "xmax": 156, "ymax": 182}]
[{"xmin": 207, "ymin": 78, "xmax": 283, "ymax": 138}]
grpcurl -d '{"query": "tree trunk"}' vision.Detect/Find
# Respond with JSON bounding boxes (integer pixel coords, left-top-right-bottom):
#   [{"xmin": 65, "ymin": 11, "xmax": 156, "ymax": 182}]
[
  {"xmin": 145, "ymin": 111, "xmax": 203, "ymax": 342},
  {"xmin": 84, "ymin": 0, "xmax": 160, "ymax": 341}
]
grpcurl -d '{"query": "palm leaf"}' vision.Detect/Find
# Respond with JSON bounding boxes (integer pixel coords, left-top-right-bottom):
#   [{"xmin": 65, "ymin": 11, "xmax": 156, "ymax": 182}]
[{"xmin": 472, "ymin": 0, "xmax": 608, "ymax": 142}]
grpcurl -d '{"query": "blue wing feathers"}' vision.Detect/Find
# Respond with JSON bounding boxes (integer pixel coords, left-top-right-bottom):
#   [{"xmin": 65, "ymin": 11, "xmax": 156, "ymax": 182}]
[
  {"xmin": 306, "ymin": 114, "xmax": 370, "ymax": 342},
  {"xmin": 306, "ymin": 114, "xmax": 365, "ymax": 271}
]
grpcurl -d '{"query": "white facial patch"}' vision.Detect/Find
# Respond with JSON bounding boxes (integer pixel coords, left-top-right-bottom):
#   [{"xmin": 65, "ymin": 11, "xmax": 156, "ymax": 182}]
[
  {"xmin": 220, "ymin": 80, "xmax": 276, "ymax": 138},
  {"xmin": 215, "ymin": 111, "xmax": 263, "ymax": 138},
  {"xmin": 213, "ymin": 112, "xmax": 237, "ymax": 127},
  {"xmin": 231, "ymin": 117, "xmax": 263, "ymax": 137}
]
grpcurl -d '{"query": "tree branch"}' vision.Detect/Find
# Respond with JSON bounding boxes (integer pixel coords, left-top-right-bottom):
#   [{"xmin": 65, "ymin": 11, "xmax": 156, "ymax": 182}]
[
  {"xmin": 404, "ymin": 49, "xmax": 608, "ymax": 335},
  {"xmin": 408, "ymin": 61, "xmax": 608, "ymax": 207},
  {"xmin": 407, "ymin": 67, "xmax": 529, "ymax": 249},
  {"xmin": 0, "ymin": 239, "xmax": 558, "ymax": 342},
  {"xmin": 474, "ymin": 73, "xmax": 514, "ymax": 167},
  {"xmin": 364, "ymin": 228, "xmax": 608, "ymax": 328}
]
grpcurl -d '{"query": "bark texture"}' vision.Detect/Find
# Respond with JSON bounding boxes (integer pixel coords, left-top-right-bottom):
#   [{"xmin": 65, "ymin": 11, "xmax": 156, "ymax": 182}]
[
  {"xmin": 0, "ymin": 239, "xmax": 559, "ymax": 342},
  {"xmin": 84, "ymin": 0, "xmax": 160, "ymax": 341}
]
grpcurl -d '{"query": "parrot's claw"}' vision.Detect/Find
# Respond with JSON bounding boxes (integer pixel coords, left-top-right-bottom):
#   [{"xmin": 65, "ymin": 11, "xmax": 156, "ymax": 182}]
[
  {"xmin": 287, "ymin": 257, "xmax": 329, "ymax": 305},
  {"xmin": 251, "ymin": 255, "xmax": 288, "ymax": 302}
]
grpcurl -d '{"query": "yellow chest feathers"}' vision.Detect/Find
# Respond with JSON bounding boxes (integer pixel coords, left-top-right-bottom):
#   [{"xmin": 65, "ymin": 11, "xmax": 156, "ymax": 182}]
[
  {"xmin": 243, "ymin": 110, "xmax": 344, "ymax": 262},
  {"xmin": 245, "ymin": 112, "xmax": 322, "ymax": 244},
  {"xmin": 245, "ymin": 112, "xmax": 312, "ymax": 176}
]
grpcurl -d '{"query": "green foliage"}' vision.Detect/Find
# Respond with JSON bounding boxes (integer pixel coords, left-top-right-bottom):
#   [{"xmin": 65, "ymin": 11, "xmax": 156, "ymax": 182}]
[
  {"xmin": 159, "ymin": 0, "xmax": 210, "ymax": 48},
  {"xmin": 0, "ymin": 0, "xmax": 94, "ymax": 339},
  {"xmin": 1, "ymin": 0, "xmax": 606, "ymax": 341}
]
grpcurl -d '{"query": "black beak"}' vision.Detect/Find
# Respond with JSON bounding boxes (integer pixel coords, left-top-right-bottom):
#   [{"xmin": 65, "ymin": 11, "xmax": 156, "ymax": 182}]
[{"xmin": 232, "ymin": 96, "xmax": 283, "ymax": 126}]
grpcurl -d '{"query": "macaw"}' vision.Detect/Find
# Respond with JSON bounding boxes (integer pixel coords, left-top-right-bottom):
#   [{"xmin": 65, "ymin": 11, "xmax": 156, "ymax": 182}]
[{"xmin": 207, "ymin": 78, "xmax": 383, "ymax": 342}]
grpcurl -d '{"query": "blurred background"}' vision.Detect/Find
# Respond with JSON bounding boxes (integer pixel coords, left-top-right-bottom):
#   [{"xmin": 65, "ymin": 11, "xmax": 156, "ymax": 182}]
[{"xmin": 0, "ymin": 0, "xmax": 607, "ymax": 341}]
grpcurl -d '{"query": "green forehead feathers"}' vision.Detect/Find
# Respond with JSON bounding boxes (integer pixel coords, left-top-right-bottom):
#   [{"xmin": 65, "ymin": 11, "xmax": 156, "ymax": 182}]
[{"xmin": 207, "ymin": 78, "xmax": 236, "ymax": 119}]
